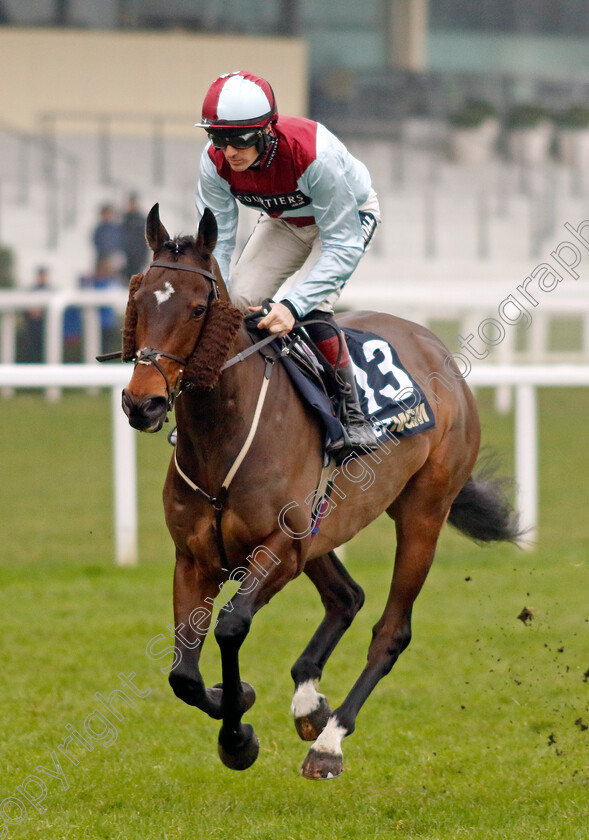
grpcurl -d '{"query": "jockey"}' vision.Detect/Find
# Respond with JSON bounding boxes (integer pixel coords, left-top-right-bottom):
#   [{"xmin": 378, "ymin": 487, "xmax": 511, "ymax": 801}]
[{"xmin": 195, "ymin": 70, "xmax": 379, "ymax": 454}]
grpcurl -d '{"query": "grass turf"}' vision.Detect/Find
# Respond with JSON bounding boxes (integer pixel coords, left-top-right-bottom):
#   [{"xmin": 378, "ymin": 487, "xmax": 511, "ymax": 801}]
[{"xmin": 0, "ymin": 388, "xmax": 587, "ymax": 839}]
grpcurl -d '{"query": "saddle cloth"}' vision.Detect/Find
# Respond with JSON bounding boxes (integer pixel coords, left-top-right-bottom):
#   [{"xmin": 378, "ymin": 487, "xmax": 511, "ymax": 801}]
[{"xmin": 280, "ymin": 326, "xmax": 435, "ymax": 453}]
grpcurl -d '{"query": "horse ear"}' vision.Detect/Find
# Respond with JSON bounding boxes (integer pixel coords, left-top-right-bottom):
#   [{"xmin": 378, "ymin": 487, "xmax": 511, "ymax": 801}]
[
  {"xmin": 145, "ymin": 203, "xmax": 170, "ymax": 253},
  {"xmin": 195, "ymin": 208, "xmax": 218, "ymax": 257}
]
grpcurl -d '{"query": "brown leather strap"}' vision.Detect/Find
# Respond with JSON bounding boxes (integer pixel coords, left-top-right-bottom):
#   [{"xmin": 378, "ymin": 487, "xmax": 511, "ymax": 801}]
[{"xmin": 149, "ymin": 260, "xmax": 219, "ymax": 294}]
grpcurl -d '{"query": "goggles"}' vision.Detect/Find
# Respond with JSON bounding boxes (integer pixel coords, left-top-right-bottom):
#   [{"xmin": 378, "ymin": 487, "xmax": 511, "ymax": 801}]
[{"xmin": 207, "ymin": 129, "xmax": 262, "ymax": 150}]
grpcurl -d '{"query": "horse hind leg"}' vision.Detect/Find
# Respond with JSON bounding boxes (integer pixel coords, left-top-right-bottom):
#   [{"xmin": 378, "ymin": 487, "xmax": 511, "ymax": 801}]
[
  {"xmin": 291, "ymin": 550, "xmax": 364, "ymax": 741},
  {"xmin": 301, "ymin": 482, "xmax": 451, "ymax": 779}
]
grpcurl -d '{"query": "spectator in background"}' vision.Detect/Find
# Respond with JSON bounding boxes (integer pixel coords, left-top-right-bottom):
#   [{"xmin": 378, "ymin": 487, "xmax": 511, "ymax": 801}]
[
  {"xmin": 20, "ymin": 266, "xmax": 53, "ymax": 363},
  {"xmin": 79, "ymin": 256, "xmax": 123, "ymax": 355},
  {"xmin": 122, "ymin": 193, "xmax": 149, "ymax": 278},
  {"xmin": 92, "ymin": 204, "xmax": 125, "ymax": 277}
]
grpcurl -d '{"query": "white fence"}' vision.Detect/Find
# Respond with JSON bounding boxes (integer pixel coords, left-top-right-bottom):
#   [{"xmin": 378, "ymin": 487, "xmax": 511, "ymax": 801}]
[
  {"xmin": 0, "ymin": 288, "xmax": 128, "ymax": 362},
  {"xmin": 1, "ymin": 364, "xmax": 136, "ymax": 566},
  {"xmin": 2, "ymin": 281, "xmax": 589, "ymax": 384},
  {"xmin": 2, "ymin": 362, "xmax": 589, "ymax": 564}
]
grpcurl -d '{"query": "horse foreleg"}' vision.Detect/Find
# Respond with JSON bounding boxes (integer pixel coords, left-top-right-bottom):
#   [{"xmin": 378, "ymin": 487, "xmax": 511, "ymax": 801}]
[
  {"xmin": 167, "ymin": 550, "xmax": 243, "ymax": 720},
  {"xmin": 301, "ymin": 489, "xmax": 450, "ymax": 780},
  {"xmin": 211, "ymin": 589, "xmax": 260, "ymax": 771},
  {"xmin": 214, "ymin": 533, "xmax": 301, "ymax": 770},
  {"xmin": 291, "ymin": 550, "xmax": 365, "ymax": 741}
]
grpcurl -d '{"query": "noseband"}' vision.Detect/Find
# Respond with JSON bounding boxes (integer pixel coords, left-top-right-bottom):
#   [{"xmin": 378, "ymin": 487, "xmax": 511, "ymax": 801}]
[
  {"xmin": 134, "ymin": 260, "xmax": 221, "ymax": 410},
  {"xmin": 134, "ymin": 346, "xmax": 188, "ymax": 410}
]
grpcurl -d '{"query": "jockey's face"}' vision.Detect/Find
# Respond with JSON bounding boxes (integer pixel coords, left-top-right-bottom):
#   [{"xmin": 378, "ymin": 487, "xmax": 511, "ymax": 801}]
[{"xmin": 223, "ymin": 143, "xmax": 260, "ymax": 172}]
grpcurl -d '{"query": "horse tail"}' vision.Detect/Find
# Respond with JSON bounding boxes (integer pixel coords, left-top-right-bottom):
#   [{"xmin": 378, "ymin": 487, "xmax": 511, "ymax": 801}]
[{"xmin": 448, "ymin": 454, "xmax": 522, "ymax": 544}]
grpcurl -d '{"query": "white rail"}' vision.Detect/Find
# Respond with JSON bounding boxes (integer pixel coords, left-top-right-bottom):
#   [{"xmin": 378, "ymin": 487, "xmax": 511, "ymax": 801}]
[
  {"xmin": 3, "ymin": 282, "xmax": 589, "ymax": 377},
  {"xmin": 1, "ymin": 364, "xmax": 137, "ymax": 566},
  {"xmin": 1, "ymin": 363, "xmax": 589, "ymax": 563},
  {"xmin": 0, "ymin": 289, "xmax": 128, "ymax": 399}
]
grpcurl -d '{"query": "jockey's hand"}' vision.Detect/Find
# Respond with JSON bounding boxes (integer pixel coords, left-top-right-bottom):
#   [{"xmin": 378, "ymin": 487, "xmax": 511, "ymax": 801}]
[{"xmin": 249, "ymin": 301, "xmax": 295, "ymax": 335}]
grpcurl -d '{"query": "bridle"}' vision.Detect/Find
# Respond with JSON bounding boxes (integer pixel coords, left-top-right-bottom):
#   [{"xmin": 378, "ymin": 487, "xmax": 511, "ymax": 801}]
[
  {"xmin": 149, "ymin": 259, "xmax": 220, "ymax": 298},
  {"xmin": 132, "ymin": 259, "xmax": 221, "ymax": 410},
  {"xmin": 134, "ymin": 259, "xmax": 279, "ymax": 568},
  {"xmin": 112, "ymin": 260, "xmax": 336, "ymax": 568}
]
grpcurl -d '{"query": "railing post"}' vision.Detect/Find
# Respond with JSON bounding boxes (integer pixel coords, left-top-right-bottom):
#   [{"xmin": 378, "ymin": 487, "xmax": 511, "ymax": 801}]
[
  {"xmin": 515, "ymin": 383, "xmax": 538, "ymax": 548},
  {"xmin": 64, "ymin": 155, "xmax": 78, "ymax": 227},
  {"xmin": 153, "ymin": 116, "xmax": 164, "ymax": 186},
  {"xmin": 41, "ymin": 114, "xmax": 60, "ymax": 249},
  {"xmin": 0, "ymin": 312, "xmax": 16, "ymax": 398},
  {"xmin": 494, "ymin": 328, "xmax": 515, "ymax": 414},
  {"xmin": 476, "ymin": 191, "xmax": 489, "ymax": 259},
  {"xmin": 16, "ymin": 134, "xmax": 31, "ymax": 205},
  {"xmin": 99, "ymin": 115, "xmax": 112, "ymax": 185},
  {"xmin": 45, "ymin": 295, "xmax": 64, "ymax": 401},
  {"xmin": 83, "ymin": 307, "xmax": 102, "ymax": 396},
  {"xmin": 111, "ymin": 384, "xmax": 138, "ymax": 567},
  {"xmin": 423, "ymin": 188, "xmax": 436, "ymax": 258}
]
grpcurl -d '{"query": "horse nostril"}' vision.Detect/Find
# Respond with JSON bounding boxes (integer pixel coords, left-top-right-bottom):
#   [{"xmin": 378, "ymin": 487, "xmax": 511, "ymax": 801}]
[
  {"xmin": 121, "ymin": 391, "xmax": 168, "ymax": 430},
  {"xmin": 122, "ymin": 389, "xmax": 131, "ymax": 412},
  {"xmin": 142, "ymin": 396, "xmax": 168, "ymax": 418}
]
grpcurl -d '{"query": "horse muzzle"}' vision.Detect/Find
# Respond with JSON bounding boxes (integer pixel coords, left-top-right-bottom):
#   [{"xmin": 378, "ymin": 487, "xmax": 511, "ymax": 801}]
[{"xmin": 121, "ymin": 389, "xmax": 169, "ymax": 432}]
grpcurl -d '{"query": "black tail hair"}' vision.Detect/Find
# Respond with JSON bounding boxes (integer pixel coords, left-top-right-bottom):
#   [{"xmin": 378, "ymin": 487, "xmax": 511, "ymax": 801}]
[{"xmin": 448, "ymin": 453, "xmax": 522, "ymax": 545}]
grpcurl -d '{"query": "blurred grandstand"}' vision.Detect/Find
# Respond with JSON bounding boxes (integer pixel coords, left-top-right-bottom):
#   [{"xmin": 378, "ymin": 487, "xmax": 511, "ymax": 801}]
[{"xmin": 1, "ymin": 1, "xmax": 589, "ymax": 366}]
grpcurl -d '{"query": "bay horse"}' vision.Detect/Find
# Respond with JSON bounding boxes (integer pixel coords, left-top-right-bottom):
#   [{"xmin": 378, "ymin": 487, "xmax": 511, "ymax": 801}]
[{"xmin": 120, "ymin": 204, "xmax": 519, "ymax": 780}]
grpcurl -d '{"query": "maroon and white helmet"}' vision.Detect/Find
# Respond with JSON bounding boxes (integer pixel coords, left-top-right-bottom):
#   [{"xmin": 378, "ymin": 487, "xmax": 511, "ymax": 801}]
[{"xmin": 195, "ymin": 71, "xmax": 278, "ymax": 131}]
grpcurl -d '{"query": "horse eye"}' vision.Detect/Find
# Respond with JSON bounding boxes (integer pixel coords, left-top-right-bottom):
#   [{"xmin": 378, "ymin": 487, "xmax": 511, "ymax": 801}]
[{"xmin": 190, "ymin": 305, "xmax": 207, "ymax": 319}]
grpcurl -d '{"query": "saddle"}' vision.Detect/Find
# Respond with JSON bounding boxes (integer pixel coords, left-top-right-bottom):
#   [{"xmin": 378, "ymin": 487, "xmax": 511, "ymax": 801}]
[{"xmin": 244, "ymin": 315, "xmax": 435, "ymax": 458}]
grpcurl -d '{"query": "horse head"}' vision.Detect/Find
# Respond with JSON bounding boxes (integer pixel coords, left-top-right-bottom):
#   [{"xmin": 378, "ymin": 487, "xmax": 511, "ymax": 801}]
[{"xmin": 121, "ymin": 204, "xmax": 243, "ymax": 432}]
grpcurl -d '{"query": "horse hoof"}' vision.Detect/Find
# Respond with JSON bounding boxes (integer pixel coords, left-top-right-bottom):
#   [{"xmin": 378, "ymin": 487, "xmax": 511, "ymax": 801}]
[
  {"xmin": 294, "ymin": 695, "xmax": 333, "ymax": 741},
  {"xmin": 301, "ymin": 747, "xmax": 344, "ymax": 780},
  {"xmin": 218, "ymin": 723, "xmax": 260, "ymax": 771},
  {"xmin": 211, "ymin": 681, "xmax": 256, "ymax": 713}
]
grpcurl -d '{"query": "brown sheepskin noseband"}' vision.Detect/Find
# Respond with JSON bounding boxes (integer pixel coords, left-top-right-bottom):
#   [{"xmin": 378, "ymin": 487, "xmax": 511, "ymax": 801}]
[
  {"xmin": 122, "ymin": 273, "xmax": 144, "ymax": 362},
  {"xmin": 182, "ymin": 299, "xmax": 243, "ymax": 390}
]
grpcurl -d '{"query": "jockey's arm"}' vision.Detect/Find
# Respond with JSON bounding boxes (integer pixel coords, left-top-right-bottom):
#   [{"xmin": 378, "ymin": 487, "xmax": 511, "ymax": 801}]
[
  {"xmin": 280, "ymin": 154, "xmax": 366, "ymax": 319},
  {"xmin": 195, "ymin": 148, "xmax": 238, "ymax": 281}
]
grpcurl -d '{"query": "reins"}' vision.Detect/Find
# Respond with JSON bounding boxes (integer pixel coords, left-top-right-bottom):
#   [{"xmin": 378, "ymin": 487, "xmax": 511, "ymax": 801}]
[
  {"xmin": 125, "ymin": 261, "xmax": 277, "ymax": 567},
  {"xmin": 173, "ymin": 306, "xmax": 295, "ymax": 568},
  {"xmin": 101, "ymin": 263, "xmax": 341, "ymax": 568}
]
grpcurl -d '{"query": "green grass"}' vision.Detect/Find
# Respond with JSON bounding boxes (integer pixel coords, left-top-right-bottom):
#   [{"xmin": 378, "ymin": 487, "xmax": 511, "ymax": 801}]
[{"xmin": 0, "ymin": 388, "xmax": 588, "ymax": 839}]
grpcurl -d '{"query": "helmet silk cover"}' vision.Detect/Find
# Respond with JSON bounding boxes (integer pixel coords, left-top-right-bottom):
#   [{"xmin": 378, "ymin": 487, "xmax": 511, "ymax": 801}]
[{"xmin": 196, "ymin": 71, "xmax": 277, "ymax": 130}]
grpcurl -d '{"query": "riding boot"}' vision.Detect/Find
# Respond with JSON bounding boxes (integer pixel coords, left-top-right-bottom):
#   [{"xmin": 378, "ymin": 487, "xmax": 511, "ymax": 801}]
[{"xmin": 329, "ymin": 362, "xmax": 379, "ymax": 456}]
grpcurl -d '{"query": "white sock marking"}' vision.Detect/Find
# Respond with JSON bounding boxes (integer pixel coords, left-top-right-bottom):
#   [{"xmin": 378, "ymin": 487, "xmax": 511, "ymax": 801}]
[
  {"xmin": 291, "ymin": 679, "xmax": 323, "ymax": 719},
  {"xmin": 154, "ymin": 281, "xmax": 175, "ymax": 305},
  {"xmin": 311, "ymin": 716, "xmax": 346, "ymax": 756}
]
